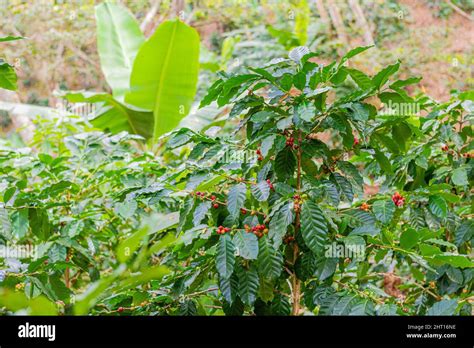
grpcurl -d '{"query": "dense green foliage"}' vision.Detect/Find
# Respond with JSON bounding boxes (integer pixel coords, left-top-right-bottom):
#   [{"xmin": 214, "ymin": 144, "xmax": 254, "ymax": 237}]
[
  {"xmin": 160, "ymin": 46, "xmax": 473, "ymax": 315},
  {"xmin": 0, "ymin": 42, "xmax": 472, "ymax": 315},
  {"xmin": 0, "ymin": 2, "xmax": 472, "ymax": 316}
]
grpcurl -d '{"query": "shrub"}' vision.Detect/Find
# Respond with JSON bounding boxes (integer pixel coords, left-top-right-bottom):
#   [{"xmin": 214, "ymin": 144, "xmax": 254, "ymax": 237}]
[{"xmin": 0, "ymin": 46, "xmax": 472, "ymax": 316}]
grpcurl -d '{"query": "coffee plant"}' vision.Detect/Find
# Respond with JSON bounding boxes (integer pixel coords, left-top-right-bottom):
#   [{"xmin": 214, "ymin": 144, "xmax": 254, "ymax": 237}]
[
  {"xmin": 0, "ymin": 43, "xmax": 472, "ymax": 315},
  {"xmin": 161, "ymin": 46, "xmax": 473, "ymax": 315}
]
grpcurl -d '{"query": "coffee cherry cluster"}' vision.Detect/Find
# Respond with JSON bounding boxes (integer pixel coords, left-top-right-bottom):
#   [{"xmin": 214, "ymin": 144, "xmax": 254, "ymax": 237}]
[
  {"xmin": 441, "ymin": 144, "xmax": 457, "ymax": 156},
  {"xmin": 256, "ymin": 148, "xmax": 263, "ymax": 161},
  {"xmin": 193, "ymin": 191, "xmax": 217, "ymax": 198},
  {"xmin": 286, "ymin": 137, "xmax": 295, "ymax": 147},
  {"xmin": 216, "ymin": 225, "xmax": 231, "ymax": 235},
  {"xmin": 245, "ymin": 224, "xmax": 268, "ymax": 238},
  {"xmin": 266, "ymin": 179, "xmax": 274, "ymax": 190},
  {"xmin": 360, "ymin": 202, "xmax": 370, "ymax": 211},
  {"xmin": 391, "ymin": 192, "xmax": 405, "ymax": 207},
  {"xmin": 293, "ymin": 194, "xmax": 302, "ymax": 212},
  {"xmin": 283, "ymin": 235, "xmax": 295, "ymax": 244},
  {"xmin": 353, "ymin": 137, "xmax": 359, "ymax": 146},
  {"xmin": 192, "ymin": 191, "xmax": 221, "ymax": 208},
  {"xmin": 241, "ymin": 208, "xmax": 247, "ymax": 215}
]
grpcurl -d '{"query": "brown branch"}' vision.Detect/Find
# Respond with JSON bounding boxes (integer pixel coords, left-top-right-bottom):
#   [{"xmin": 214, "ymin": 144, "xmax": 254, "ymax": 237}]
[
  {"xmin": 348, "ymin": 0, "xmax": 374, "ymax": 45},
  {"xmin": 171, "ymin": 0, "xmax": 184, "ymax": 18},
  {"xmin": 326, "ymin": 0, "xmax": 348, "ymax": 45},
  {"xmin": 291, "ymin": 130, "xmax": 304, "ymax": 316},
  {"xmin": 315, "ymin": 0, "xmax": 332, "ymax": 36},
  {"xmin": 335, "ymin": 280, "xmax": 385, "ymax": 305},
  {"xmin": 64, "ymin": 42, "xmax": 100, "ymax": 70},
  {"xmin": 186, "ymin": 287, "xmax": 219, "ymax": 298},
  {"xmin": 141, "ymin": 0, "xmax": 161, "ymax": 35},
  {"xmin": 445, "ymin": 0, "xmax": 474, "ymax": 21}
]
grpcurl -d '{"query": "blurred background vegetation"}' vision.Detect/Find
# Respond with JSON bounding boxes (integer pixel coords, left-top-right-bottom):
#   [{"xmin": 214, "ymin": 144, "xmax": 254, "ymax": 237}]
[{"xmin": 0, "ymin": 0, "xmax": 473, "ymax": 108}]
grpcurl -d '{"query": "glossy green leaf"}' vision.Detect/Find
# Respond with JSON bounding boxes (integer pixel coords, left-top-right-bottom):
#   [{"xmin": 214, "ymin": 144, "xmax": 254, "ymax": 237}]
[
  {"xmin": 0, "ymin": 206, "xmax": 12, "ymax": 240},
  {"xmin": 237, "ymin": 265, "xmax": 259, "ymax": 305},
  {"xmin": 251, "ymin": 181, "xmax": 270, "ymax": 201},
  {"xmin": 116, "ymin": 226, "xmax": 148, "ymax": 263},
  {"xmin": 219, "ymin": 274, "xmax": 239, "ymax": 304},
  {"xmin": 315, "ymin": 257, "xmax": 338, "ymax": 281},
  {"xmin": 179, "ymin": 299, "xmax": 198, "ymax": 316},
  {"xmin": 115, "ymin": 199, "xmax": 137, "ymax": 219},
  {"xmin": 275, "ymin": 147, "xmax": 296, "ymax": 181},
  {"xmin": 390, "ymin": 77, "xmax": 422, "ymax": 89},
  {"xmin": 331, "ymin": 172, "xmax": 354, "ymax": 202},
  {"xmin": 12, "ymin": 209, "xmax": 29, "ymax": 239},
  {"xmin": 0, "ymin": 290, "xmax": 57, "ymax": 315},
  {"xmin": 271, "ymin": 294, "xmax": 291, "ymax": 315},
  {"xmin": 372, "ymin": 61, "xmax": 400, "ymax": 89},
  {"xmin": 400, "ymin": 228, "xmax": 419, "ymax": 250},
  {"xmin": 454, "ymin": 220, "xmax": 473, "ymax": 247},
  {"xmin": 258, "ymin": 277, "xmax": 275, "ymax": 303},
  {"xmin": 295, "ymin": 252, "xmax": 317, "ymax": 280},
  {"xmin": 28, "ymin": 208, "xmax": 51, "ymax": 241},
  {"xmin": 0, "ymin": 62, "xmax": 17, "ymax": 90},
  {"xmin": 257, "ymin": 237, "xmax": 283, "ymax": 279},
  {"xmin": 269, "ymin": 203, "xmax": 294, "ymax": 248},
  {"xmin": 227, "ymin": 183, "xmax": 247, "ymax": 218},
  {"xmin": 0, "ymin": 36, "xmax": 25, "ymax": 42},
  {"xmin": 346, "ymin": 68, "xmax": 373, "ymax": 90},
  {"xmin": 337, "ymin": 161, "xmax": 363, "ymax": 188},
  {"xmin": 216, "ymin": 234, "xmax": 236, "ymax": 279},
  {"xmin": 126, "ymin": 20, "xmax": 200, "ymax": 140},
  {"xmin": 374, "ymin": 149, "xmax": 393, "ymax": 173},
  {"xmin": 426, "ymin": 299, "xmax": 458, "ymax": 315},
  {"xmin": 372, "ymin": 199, "xmax": 396, "ymax": 224},
  {"xmin": 233, "ymin": 230, "xmax": 258, "ymax": 260},
  {"xmin": 451, "ymin": 167, "xmax": 468, "ymax": 186},
  {"xmin": 301, "ymin": 200, "xmax": 328, "ymax": 254},
  {"xmin": 193, "ymin": 201, "xmax": 211, "ymax": 226},
  {"xmin": 446, "ymin": 267, "xmax": 463, "ymax": 284},
  {"xmin": 428, "ymin": 254, "xmax": 473, "ymax": 268},
  {"xmin": 349, "ymin": 298, "xmax": 375, "ymax": 315},
  {"xmin": 428, "ymin": 196, "xmax": 448, "ymax": 219},
  {"xmin": 95, "ymin": 2, "xmax": 145, "ymax": 100},
  {"xmin": 339, "ymin": 45, "xmax": 373, "ymax": 66},
  {"xmin": 61, "ymin": 91, "xmax": 153, "ymax": 139}
]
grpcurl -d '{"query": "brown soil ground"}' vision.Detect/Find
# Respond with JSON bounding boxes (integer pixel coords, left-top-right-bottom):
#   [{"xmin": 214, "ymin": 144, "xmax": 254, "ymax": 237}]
[{"xmin": 396, "ymin": 0, "xmax": 474, "ymax": 100}]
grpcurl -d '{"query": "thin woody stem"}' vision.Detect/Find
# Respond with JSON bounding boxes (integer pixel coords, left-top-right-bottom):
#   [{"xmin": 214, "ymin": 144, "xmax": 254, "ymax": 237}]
[{"xmin": 291, "ymin": 129, "xmax": 303, "ymax": 315}]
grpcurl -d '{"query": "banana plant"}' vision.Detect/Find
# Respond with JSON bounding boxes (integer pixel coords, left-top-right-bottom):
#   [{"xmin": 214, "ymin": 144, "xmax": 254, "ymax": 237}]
[
  {"xmin": 63, "ymin": 2, "xmax": 200, "ymax": 143},
  {"xmin": 95, "ymin": 2, "xmax": 145, "ymax": 102},
  {"xmin": 125, "ymin": 19, "xmax": 199, "ymax": 140}
]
